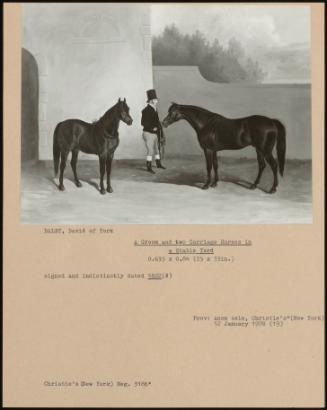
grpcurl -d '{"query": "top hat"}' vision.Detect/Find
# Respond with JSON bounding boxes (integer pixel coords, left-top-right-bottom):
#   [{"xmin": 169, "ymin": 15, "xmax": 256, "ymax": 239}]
[{"xmin": 146, "ymin": 89, "xmax": 158, "ymax": 102}]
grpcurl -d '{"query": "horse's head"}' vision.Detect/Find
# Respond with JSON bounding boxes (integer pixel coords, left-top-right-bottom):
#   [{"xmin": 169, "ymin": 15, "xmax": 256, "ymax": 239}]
[
  {"xmin": 117, "ymin": 98, "xmax": 133, "ymax": 125},
  {"xmin": 162, "ymin": 102, "xmax": 183, "ymax": 128}
]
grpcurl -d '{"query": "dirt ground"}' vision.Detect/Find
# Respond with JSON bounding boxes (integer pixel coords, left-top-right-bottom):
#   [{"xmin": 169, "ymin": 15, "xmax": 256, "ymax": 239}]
[{"xmin": 21, "ymin": 156, "xmax": 312, "ymax": 224}]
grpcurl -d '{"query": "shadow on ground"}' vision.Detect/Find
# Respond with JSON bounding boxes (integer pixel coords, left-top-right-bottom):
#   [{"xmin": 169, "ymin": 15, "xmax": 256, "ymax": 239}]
[{"xmin": 21, "ymin": 156, "xmax": 312, "ymax": 224}]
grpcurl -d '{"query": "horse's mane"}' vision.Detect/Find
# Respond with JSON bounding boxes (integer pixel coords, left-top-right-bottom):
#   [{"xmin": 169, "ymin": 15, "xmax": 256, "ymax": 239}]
[
  {"xmin": 172, "ymin": 103, "xmax": 223, "ymax": 119},
  {"xmin": 180, "ymin": 104, "xmax": 214, "ymax": 115},
  {"xmin": 96, "ymin": 102, "xmax": 119, "ymax": 124},
  {"xmin": 91, "ymin": 103, "xmax": 121, "ymax": 138}
]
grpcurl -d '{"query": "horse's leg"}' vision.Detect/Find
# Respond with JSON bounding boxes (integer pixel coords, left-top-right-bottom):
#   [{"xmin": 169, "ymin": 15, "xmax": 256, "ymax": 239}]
[
  {"xmin": 59, "ymin": 151, "xmax": 68, "ymax": 191},
  {"xmin": 261, "ymin": 131, "xmax": 279, "ymax": 194},
  {"xmin": 106, "ymin": 152, "xmax": 114, "ymax": 193},
  {"xmin": 264, "ymin": 152, "xmax": 278, "ymax": 193},
  {"xmin": 99, "ymin": 155, "xmax": 106, "ymax": 195},
  {"xmin": 202, "ymin": 148, "xmax": 213, "ymax": 190},
  {"xmin": 251, "ymin": 149, "xmax": 266, "ymax": 189},
  {"xmin": 71, "ymin": 149, "xmax": 82, "ymax": 187},
  {"xmin": 211, "ymin": 151, "xmax": 219, "ymax": 187}
]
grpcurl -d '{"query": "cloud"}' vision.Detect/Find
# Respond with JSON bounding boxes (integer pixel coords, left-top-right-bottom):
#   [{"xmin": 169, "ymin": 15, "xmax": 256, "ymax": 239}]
[{"xmin": 262, "ymin": 43, "xmax": 310, "ymax": 82}]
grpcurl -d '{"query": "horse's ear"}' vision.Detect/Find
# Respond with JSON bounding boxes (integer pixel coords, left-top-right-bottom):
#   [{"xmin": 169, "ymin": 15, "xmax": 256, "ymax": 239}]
[
  {"xmin": 118, "ymin": 98, "xmax": 121, "ymax": 102},
  {"xmin": 123, "ymin": 98, "xmax": 126, "ymax": 102}
]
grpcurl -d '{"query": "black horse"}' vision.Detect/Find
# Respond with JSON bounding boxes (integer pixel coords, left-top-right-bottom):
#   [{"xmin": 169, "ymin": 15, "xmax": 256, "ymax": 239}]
[
  {"xmin": 162, "ymin": 103, "xmax": 286, "ymax": 193},
  {"xmin": 53, "ymin": 98, "xmax": 133, "ymax": 194}
]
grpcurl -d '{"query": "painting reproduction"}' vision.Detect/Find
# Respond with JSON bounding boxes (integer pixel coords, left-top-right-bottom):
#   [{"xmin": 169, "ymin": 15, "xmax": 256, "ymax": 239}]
[{"xmin": 21, "ymin": 3, "xmax": 312, "ymax": 224}]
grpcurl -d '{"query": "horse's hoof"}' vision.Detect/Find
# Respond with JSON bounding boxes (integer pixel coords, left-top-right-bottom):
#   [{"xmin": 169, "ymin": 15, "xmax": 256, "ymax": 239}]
[
  {"xmin": 107, "ymin": 186, "xmax": 113, "ymax": 193},
  {"xmin": 75, "ymin": 181, "xmax": 82, "ymax": 188},
  {"xmin": 269, "ymin": 188, "xmax": 277, "ymax": 194},
  {"xmin": 100, "ymin": 188, "xmax": 106, "ymax": 195},
  {"xmin": 201, "ymin": 184, "xmax": 210, "ymax": 190},
  {"xmin": 210, "ymin": 182, "xmax": 218, "ymax": 188},
  {"xmin": 59, "ymin": 185, "xmax": 65, "ymax": 191},
  {"xmin": 250, "ymin": 184, "xmax": 257, "ymax": 190}
]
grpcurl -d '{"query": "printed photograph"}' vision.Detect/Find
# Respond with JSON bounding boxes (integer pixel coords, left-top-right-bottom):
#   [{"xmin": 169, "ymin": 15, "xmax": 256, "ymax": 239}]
[{"xmin": 21, "ymin": 3, "xmax": 312, "ymax": 223}]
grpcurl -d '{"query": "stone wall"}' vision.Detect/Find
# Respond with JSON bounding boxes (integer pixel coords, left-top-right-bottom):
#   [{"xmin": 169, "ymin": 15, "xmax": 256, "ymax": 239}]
[
  {"xmin": 154, "ymin": 66, "xmax": 311, "ymax": 159},
  {"xmin": 22, "ymin": 4, "xmax": 153, "ymax": 160}
]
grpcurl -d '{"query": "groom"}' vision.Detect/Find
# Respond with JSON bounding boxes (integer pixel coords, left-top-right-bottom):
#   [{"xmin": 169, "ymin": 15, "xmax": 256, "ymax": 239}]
[{"xmin": 141, "ymin": 89, "xmax": 166, "ymax": 174}]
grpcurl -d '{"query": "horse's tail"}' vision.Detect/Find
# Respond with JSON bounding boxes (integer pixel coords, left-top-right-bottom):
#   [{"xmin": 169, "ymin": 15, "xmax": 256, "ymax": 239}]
[
  {"xmin": 273, "ymin": 119, "xmax": 286, "ymax": 176},
  {"xmin": 53, "ymin": 123, "xmax": 61, "ymax": 177}
]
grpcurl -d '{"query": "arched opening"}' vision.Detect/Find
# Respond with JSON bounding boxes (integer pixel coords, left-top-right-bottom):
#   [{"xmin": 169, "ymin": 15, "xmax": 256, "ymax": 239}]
[{"xmin": 21, "ymin": 48, "xmax": 39, "ymax": 163}]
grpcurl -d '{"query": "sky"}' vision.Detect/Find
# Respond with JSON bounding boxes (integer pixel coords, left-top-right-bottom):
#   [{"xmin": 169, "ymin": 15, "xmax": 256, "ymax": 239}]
[{"xmin": 151, "ymin": 4, "xmax": 311, "ymax": 83}]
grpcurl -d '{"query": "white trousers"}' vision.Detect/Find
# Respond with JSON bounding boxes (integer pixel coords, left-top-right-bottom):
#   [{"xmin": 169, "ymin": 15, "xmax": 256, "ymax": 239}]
[{"xmin": 142, "ymin": 131, "xmax": 160, "ymax": 161}]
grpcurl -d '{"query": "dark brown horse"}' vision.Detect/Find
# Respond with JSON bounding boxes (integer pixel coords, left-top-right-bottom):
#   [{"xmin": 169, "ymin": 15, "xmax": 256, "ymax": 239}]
[
  {"xmin": 53, "ymin": 98, "xmax": 133, "ymax": 194},
  {"xmin": 162, "ymin": 103, "xmax": 286, "ymax": 193}
]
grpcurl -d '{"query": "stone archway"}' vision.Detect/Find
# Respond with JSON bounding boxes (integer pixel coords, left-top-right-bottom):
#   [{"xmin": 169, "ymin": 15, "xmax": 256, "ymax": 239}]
[{"xmin": 21, "ymin": 48, "xmax": 39, "ymax": 162}]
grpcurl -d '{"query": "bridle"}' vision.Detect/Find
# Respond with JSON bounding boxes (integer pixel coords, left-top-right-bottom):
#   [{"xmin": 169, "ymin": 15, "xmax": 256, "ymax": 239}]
[{"xmin": 120, "ymin": 110, "xmax": 130, "ymax": 123}]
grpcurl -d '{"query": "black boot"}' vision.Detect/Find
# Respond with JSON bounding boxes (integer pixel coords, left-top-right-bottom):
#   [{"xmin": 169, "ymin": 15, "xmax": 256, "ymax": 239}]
[
  {"xmin": 146, "ymin": 161, "xmax": 155, "ymax": 174},
  {"xmin": 156, "ymin": 159, "xmax": 166, "ymax": 169}
]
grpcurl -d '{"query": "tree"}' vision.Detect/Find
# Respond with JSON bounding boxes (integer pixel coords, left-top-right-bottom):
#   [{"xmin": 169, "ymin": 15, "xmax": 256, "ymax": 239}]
[
  {"xmin": 244, "ymin": 58, "xmax": 266, "ymax": 82},
  {"xmin": 227, "ymin": 38, "xmax": 244, "ymax": 61},
  {"xmin": 152, "ymin": 25, "xmax": 266, "ymax": 83}
]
